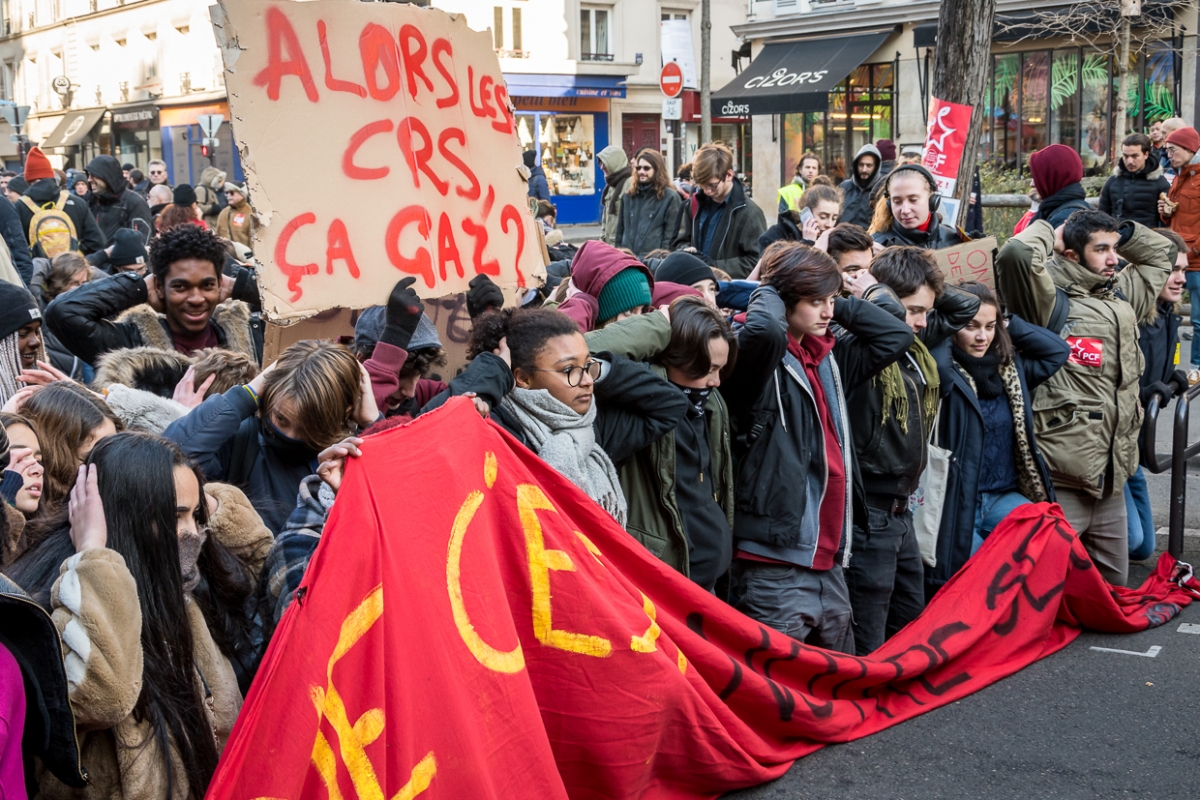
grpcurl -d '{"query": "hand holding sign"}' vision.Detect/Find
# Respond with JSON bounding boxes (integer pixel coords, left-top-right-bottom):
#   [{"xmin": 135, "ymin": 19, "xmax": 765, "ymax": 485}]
[{"xmin": 212, "ymin": 0, "xmax": 544, "ymax": 318}]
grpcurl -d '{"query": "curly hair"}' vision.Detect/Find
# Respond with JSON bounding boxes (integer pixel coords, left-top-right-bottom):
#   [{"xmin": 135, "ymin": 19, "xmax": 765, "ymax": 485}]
[
  {"xmin": 149, "ymin": 223, "xmax": 227, "ymax": 283},
  {"xmin": 467, "ymin": 307, "xmax": 579, "ymax": 373},
  {"xmin": 398, "ymin": 346, "xmax": 448, "ymax": 378}
]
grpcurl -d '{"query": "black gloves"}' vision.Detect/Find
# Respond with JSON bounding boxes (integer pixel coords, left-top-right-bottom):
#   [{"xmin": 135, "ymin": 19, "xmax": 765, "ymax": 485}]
[
  {"xmin": 1168, "ymin": 369, "xmax": 1190, "ymax": 397},
  {"xmin": 467, "ymin": 274, "xmax": 505, "ymax": 320},
  {"xmin": 379, "ymin": 277, "xmax": 424, "ymax": 350},
  {"xmin": 1141, "ymin": 381, "xmax": 1173, "ymax": 408}
]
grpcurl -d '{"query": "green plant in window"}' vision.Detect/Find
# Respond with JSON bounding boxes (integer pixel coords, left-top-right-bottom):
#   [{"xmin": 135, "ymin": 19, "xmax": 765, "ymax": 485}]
[
  {"xmin": 1050, "ymin": 54, "xmax": 1078, "ymax": 111},
  {"xmin": 1144, "ymin": 81, "xmax": 1176, "ymax": 120},
  {"xmin": 994, "ymin": 56, "xmax": 1018, "ymax": 106},
  {"xmin": 1082, "ymin": 53, "xmax": 1108, "ymax": 87}
]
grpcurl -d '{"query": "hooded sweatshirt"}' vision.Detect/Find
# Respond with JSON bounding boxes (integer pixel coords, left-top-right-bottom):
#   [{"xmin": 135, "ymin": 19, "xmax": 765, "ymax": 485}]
[
  {"xmin": 556, "ymin": 240, "xmax": 653, "ymax": 332},
  {"xmin": 598, "ymin": 146, "xmax": 631, "ymax": 246},
  {"xmin": 839, "ymin": 144, "xmax": 883, "ymax": 228},
  {"xmin": 85, "ymin": 156, "xmax": 153, "ymax": 243},
  {"xmin": 196, "ymin": 166, "xmax": 228, "ymax": 226}
]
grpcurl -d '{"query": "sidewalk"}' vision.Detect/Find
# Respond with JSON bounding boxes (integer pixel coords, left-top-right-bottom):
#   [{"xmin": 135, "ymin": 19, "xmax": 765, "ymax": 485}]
[{"xmin": 559, "ymin": 224, "xmax": 603, "ymax": 245}]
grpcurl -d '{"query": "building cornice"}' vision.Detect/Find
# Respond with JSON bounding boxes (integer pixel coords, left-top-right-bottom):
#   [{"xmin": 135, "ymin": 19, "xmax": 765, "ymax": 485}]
[{"xmin": 0, "ymin": 0, "xmax": 172, "ymax": 44}]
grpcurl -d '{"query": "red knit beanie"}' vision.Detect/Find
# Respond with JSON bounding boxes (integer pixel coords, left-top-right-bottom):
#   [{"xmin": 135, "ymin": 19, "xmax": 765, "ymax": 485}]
[
  {"xmin": 23, "ymin": 146, "xmax": 54, "ymax": 182},
  {"xmin": 1166, "ymin": 126, "xmax": 1200, "ymax": 156},
  {"xmin": 1028, "ymin": 144, "xmax": 1083, "ymax": 200}
]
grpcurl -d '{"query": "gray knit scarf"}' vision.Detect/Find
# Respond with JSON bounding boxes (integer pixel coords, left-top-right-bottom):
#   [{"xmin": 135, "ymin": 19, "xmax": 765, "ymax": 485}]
[{"xmin": 503, "ymin": 387, "xmax": 628, "ymax": 528}]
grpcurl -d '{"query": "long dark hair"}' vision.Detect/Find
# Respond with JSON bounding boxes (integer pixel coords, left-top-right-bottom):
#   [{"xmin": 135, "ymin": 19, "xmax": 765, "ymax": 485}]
[
  {"xmin": 955, "ymin": 281, "xmax": 1015, "ymax": 364},
  {"xmin": 627, "ymin": 148, "xmax": 672, "ymax": 200},
  {"xmin": 4, "ymin": 433, "xmax": 248, "ymax": 800}
]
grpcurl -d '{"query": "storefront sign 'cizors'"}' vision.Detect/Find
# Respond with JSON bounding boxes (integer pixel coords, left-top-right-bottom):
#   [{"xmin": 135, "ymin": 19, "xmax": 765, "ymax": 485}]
[{"xmin": 742, "ymin": 68, "xmax": 830, "ymax": 90}]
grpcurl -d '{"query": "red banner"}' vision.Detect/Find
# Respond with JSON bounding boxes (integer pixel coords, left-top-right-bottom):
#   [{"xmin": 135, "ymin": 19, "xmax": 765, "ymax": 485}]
[
  {"xmin": 922, "ymin": 96, "xmax": 973, "ymax": 197},
  {"xmin": 207, "ymin": 399, "xmax": 1199, "ymax": 800}
]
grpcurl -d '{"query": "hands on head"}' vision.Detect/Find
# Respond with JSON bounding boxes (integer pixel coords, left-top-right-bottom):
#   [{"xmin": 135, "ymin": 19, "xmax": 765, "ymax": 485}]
[{"xmin": 69, "ymin": 464, "xmax": 107, "ymax": 552}]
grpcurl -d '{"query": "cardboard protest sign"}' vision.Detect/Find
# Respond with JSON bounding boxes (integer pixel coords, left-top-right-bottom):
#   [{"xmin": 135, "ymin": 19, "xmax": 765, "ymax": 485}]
[
  {"xmin": 211, "ymin": 0, "xmax": 544, "ymax": 319},
  {"xmin": 922, "ymin": 96, "xmax": 973, "ymax": 198},
  {"xmin": 934, "ymin": 236, "xmax": 997, "ymax": 290}
]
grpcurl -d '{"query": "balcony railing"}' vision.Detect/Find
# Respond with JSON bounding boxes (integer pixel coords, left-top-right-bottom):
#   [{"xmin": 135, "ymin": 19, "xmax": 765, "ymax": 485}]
[{"xmin": 581, "ymin": 52, "xmax": 614, "ymax": 62}]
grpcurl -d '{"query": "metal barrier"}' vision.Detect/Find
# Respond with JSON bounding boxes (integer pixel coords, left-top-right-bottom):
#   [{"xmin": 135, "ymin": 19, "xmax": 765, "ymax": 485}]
[{"xmin": 1142, "ymin": 380, "xmax": 1200, "ymax": 558}]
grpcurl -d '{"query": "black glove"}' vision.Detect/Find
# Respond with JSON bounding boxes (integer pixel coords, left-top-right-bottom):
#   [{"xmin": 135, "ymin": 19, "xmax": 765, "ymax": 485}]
[
  {"xmin": 467, "ymin": 274, "xmax": 505, "ymax": 319},
  {"xmin": 1168, "ymin": 369, "xmax": 1190, "ymax": 397},
  {"xmin": 1140, "ymin": 381, "xmax": 1173, "ymax": 408},
  {"xmin": 378, "ymin": 277, "xmax": 424, "ymax": 350}
]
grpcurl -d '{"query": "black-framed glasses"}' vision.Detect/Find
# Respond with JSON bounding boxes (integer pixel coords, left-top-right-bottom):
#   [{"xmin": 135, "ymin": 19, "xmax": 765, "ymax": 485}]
[{"xmin": 529, "ymin": 360, "xmax": 602, "ymax": 387}]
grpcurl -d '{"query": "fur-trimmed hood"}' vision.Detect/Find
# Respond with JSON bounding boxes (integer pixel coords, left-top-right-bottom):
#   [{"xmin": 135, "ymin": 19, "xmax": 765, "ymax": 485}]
[
  {"xmin": 92, "ymin": 346, "xmax": 192, "ymax": 397},
  {"xmin": 113, "ymin": 300, "xmax": 257, "ymax": 361},
  {"xmin": 102, "ymin": 384, "xmax": 190, "ymax": 434}
]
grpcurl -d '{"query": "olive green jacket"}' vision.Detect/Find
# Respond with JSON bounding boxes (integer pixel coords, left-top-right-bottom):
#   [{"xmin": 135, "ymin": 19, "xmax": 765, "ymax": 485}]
[
  {"xmin": 584, "ymin": 312, "xmax": 734, "ymax": 577},
  {"xmin": 996, "ymin": 219, "xmax": 1173, "ymax": 498}
]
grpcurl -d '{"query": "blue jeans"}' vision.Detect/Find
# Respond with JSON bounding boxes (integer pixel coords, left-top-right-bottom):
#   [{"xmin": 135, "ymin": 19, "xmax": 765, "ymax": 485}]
[
  {"xmin": 1187, "ymin": 271, "xmax": 1200, "ymax": 366},
  {"xmin": 971, "ymin": 491, "xmax": 1032, "ymax": 555},
  {"xmin": 1125, "ymin": 466, "xmax": 1157, "ymax": 560}
]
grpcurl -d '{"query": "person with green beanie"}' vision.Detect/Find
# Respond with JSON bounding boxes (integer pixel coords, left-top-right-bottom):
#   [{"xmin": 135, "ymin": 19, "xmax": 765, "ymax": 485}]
[{"xmin": 555, "ymin": 240, "xmax": 655, "ymax": 332}]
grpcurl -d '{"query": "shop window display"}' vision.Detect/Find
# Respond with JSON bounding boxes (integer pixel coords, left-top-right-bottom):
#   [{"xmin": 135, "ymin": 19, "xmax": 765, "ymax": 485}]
[{"xmin": 517, "ymin": 112, "xmax": 595, "ymax": 196}]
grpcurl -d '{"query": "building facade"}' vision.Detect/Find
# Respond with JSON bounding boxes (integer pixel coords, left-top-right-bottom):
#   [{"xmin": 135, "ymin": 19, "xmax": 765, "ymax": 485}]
[
  {"xmin": 435, "ymin": 0, "xmax": 747, "ymax": 223},
  {"xmin": 0, "ymin": 0, "xmax": 241, "ymax": 183},
  {"xmin": 723, "ymin": 0, "xmax": 1199, "ymax": 223}
]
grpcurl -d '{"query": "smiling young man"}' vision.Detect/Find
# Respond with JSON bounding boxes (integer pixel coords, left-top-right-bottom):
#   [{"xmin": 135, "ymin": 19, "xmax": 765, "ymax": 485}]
[
  {"xmin": 997, "ymin": 210, "xmax": 1174, "ymax": 586},
  {"xmin": 45, "ymin": 223, "xmax": 262, "ymax": 366}
]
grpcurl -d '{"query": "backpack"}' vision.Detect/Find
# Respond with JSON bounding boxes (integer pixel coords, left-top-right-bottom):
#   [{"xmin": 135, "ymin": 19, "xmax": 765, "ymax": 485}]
[{"xmin": 21, "ymin": 192, "xmax": 78, "ymax": 258}]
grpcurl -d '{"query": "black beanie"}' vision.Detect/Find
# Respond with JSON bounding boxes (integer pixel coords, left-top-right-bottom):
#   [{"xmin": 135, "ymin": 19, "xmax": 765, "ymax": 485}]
[
  {"xmin": 0, "ymin": 282, "xmax": 41, "ymax": 341},
  {"xmin": 109, "ymin": 228, "xmax": 148, "ymax": 268},
  {"xmin": 523, "ymin": 150, "xmax": 538, "ymax": 169},
  {"xmin": 655, "ymin": 251, "xmax": 715, "ymax": 288},
  {"xmin": 7, "ymin": 176, "xmax": 28, "ymax": 196},
  {"xmin": 173, "ymin": 184, "xmax": 197, "ymax": 206}
]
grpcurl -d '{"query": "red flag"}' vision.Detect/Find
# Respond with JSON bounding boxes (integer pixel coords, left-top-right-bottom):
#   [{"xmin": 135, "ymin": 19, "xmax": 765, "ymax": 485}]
[{"xmin": 208, "ymin": 398, "xmax": 1199, "ymax": 800}]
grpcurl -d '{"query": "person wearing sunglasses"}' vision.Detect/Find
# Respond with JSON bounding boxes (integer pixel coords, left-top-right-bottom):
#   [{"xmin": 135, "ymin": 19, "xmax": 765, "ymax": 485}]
[{"xmin": 466, "ymin": 306, "xmax": 688, "ymax": 529}]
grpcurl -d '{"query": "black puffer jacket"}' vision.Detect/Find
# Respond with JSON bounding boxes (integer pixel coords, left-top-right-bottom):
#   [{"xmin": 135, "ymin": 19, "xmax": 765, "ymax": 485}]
[
  {"xmin": 873, "ymin": 218, "xmax": 964, "ymax": 250},
  {"xmin": 44, "ymin": 270, "xmax": 264, "ymax": 365},
  {"xmin": 84, "ymin": 156, "xmax": 153, "ymax": 244},
  {"xmin": 615, "ymin": 183, "xmax": 683, "ymax": 258},
  {"xmin": 0, "ymin": 192, "xmax": 33, "ymax": 286},
  {"xmin": 839, "ymin": 144, "xmax": 883, "ymax": 229},
  {"xmin": 17, "ymin": 178, "xmax": 107, "ymax": 256},
  {"xmin": 1099, "ymin": 158, "xmax": 1170, "ymax": 229}
]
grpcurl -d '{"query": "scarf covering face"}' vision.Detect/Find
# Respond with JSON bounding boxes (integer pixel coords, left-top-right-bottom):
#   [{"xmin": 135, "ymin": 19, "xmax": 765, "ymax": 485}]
[
  {"xmin": 875, "ymin": 337, "xmax": 940, "ymax": 434},
  {"xmin": 178, "ymin": 523, "xmax": 208, "ymax": 595},
  {"xmin": 952, "ymin": 346, "xmax": 1005, "ymax": 399},
  {"xmin": 503, "ymin": 387, "xmax": 629, "ymax": 527},
  {"xmin": 674, "ymin": 385, "xmax": 711, "ymax": 418}
]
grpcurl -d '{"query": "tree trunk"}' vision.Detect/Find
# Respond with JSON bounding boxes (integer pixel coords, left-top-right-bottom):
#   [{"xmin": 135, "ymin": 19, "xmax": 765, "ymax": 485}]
[
  {"xmin": 700, "ymin": 0, "xmax": 712, "ymax": 145},
  {"xmin": 1114, "ymin": 14, "xmax": 1132, "ymax": 147},
  {"xmin": 931, "ymin": 0, "xmax": 997, "ymax": 228}
]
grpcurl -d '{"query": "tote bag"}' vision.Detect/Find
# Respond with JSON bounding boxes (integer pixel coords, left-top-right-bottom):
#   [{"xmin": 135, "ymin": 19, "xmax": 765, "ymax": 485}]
[{"xmin": 909, "ymin": 412, "xmax": 950, "ymax": 569}]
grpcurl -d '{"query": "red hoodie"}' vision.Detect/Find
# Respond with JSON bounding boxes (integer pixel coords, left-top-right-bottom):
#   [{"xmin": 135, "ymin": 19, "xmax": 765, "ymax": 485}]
[
  {"xmin": 557, "ymin": 240, "xmax": 654, "ymax": 331},
  {"xmin": 789, "ymin": 331, "xmax": 847, "ymax": 571}
]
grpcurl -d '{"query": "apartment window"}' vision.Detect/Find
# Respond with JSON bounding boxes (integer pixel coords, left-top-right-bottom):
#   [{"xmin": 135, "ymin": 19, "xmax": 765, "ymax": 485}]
[
  {"xmin": 512, "ymin": 7, "xmax": 522, "ymax": 51},
  {"xmin": 493, "ymin": 7, "xmax": 503, "ymax": 49},
  {"xmin": 661, "ymin": 11, "xmax": 686, "ymax": 20},
  {"xmin": 580, "ymin": 7, "xmax": 610, "ymax": 61}
]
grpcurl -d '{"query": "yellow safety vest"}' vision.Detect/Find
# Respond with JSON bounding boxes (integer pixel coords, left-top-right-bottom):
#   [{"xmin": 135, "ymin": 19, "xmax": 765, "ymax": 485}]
[{"xmin": 777, "ymin": 182, "xmax": 804, "ymax": 212}]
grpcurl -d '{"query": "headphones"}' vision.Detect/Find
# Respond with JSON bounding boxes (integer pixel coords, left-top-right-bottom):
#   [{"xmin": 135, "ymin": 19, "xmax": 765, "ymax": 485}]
[{"xmin": 883, "ymin": 163, "xmax": 941, "ymax": 214}]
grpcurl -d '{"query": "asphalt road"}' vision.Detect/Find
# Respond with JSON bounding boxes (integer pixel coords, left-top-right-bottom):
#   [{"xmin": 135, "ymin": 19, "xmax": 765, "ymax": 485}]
[
  {"xmin": 725, "ymin": 397, "xmax": 1200, "ymax": 800},
  {"xmin": 724, "ymin": 557, "xmax": 1200, "ymax": 800}
]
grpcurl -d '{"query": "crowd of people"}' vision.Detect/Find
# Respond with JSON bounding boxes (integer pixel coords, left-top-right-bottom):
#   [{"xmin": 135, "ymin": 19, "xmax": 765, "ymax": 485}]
[{"xmin": 0, "ymin": 121, "xmax": 1192, "ymax": 796}]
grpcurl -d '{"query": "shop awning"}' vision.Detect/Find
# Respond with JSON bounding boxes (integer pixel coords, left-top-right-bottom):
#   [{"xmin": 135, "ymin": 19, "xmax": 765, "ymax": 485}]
[
  {"xmin": 40, "ymin": 108, "xmax": 106, "ymax": 150},
  {"xmin": 711, "ymin": 31, "xmax": 890, "ymax": 116},
  {"xmin": 504, "ymin": 74, "xmax": 626, "ymax": 99}
]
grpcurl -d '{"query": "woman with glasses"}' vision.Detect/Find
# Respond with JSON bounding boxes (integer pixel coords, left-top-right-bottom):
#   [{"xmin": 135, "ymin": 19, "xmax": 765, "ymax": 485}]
[
  {"xmin": 468, "ymin": 307, "xmax": 688, "ymax": 528},
  {"xmin": 4, "ymin": 432, "xmax": 269, "ymax": 799}
]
